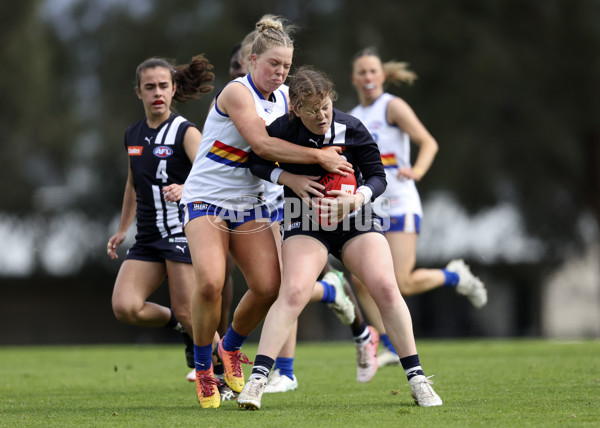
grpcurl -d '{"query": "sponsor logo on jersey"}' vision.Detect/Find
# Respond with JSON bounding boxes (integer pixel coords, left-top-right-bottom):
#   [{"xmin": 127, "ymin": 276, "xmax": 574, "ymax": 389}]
[
  {"xmin": 128, "ymin": 146, "xmax": 143, "ymax": 156},
  {"xmin": 287, "ymin": 221, "xmax": 302, "ymax": 230},
  {"xmin": 168, "ymin": 237, "xmax": 188, "ymax": 243},
  {"xmin": 153, "ymin": 146, "xmax": 173, "ymax": 158},
  {"xmin": 192, "ymin": 201, "xmax": 209, "ymax": 211}
]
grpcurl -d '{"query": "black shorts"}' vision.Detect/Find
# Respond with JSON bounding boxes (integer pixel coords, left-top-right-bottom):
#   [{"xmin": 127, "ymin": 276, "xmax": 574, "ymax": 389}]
[
  {"xmin": 282, "ymin": 207, "xmax": 384, "ymax": 260},
  {"xmin": 125, "ymin": 233, "xmax": 192, "ymax": 264}
]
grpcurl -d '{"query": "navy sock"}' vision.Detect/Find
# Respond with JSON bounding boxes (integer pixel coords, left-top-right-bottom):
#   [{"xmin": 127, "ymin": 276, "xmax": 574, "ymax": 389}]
[
  {"xmin": 193, "ymin": 343, "xmax": 213, "ymax": 372},
  {"xmin": 400, "ymin": 354, "xmax": 425, "ymax": 380},
  {"xmin": 250, "ymin": 354, "xmax": 274, "ymax": 379},
  {"xmin": 442, "ymin": 269, "xmax": 459, "ymax": 287},
  {"xmin": 352, "ymin": 322, "xmax": 370, "ymax": 345},
  {"xmin": 222, "ymin": 326, "xmax": 247, "ymax": 351},
  {"xmin": 320, "ymin": 280, "xmax": 336, "ymax": 303},
  {"xmin": 213, "ymin": 346, "xmax": 224, "ymax": 376},
  {"xmin": 380, "ymin": 334, "xmax": 397, "ymax": 354},
  {"xmin": 213, "ymin": 363, "xmax": 224, "ymax": 376},
  {"xmin": 165, "ymin": 309, "xmax": 179, "ymax": 329},
  {"xmin": 274, "ymin": 357, "xmax": 294, "ymax": 379}
]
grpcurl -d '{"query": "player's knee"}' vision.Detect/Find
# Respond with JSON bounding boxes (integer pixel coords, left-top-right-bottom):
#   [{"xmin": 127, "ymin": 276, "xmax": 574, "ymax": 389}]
[
  {"xmin": 112, "ymin": 300, "xmax": 139, "ymax": 325},
  {"xmin": 194, "ymin": 279, "xmax": 224, "ymax": 302},
  {"xmin": 248, "ymin": 273, "xmax": 281, "ymax": 302},
  {"xmin": 281, "ymin": 281, "xmax": 312, "ymax": 310},
  {"xmin": 257, "ymin": 280, "xmax": 280, "ymax": 304},
  {"xmin": 283, "ymin": 288, "xmax": 304, "ymax": 308},
  {"xmin": 371, "ymin": 280, "xmax": 401, "ymax": 309},
  {"xmin": 172, "ymin": 305, "xmax": 191, "ymax": 327}
]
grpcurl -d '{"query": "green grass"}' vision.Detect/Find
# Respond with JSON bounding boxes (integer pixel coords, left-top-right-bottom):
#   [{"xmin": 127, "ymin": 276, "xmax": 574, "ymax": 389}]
[{"xmin": 1, "ymin": 340, "xmax": 599, "ymax": 427}]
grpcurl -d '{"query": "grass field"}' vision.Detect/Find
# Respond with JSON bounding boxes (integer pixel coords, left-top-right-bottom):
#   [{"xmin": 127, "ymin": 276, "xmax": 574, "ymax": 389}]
[{"xmin": 1, "ymin": 340, "xmax": 598, "ymax": 427}]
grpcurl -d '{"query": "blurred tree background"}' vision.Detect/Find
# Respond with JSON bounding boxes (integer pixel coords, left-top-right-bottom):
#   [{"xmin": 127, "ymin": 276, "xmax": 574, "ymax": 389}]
[{"xmin": 1, "ymin": 0, "xmax": 598, "ymax": 344}]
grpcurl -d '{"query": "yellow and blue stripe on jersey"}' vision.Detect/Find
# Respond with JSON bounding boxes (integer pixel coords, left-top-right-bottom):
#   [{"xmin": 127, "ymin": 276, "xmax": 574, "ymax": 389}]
[
  {"xmin": 380, "ymin": 153, "xmax": 398, "ymax": 169},
  {"xmin": 206, "ymin": 140, "xmax": 249, "ymax": 168}
]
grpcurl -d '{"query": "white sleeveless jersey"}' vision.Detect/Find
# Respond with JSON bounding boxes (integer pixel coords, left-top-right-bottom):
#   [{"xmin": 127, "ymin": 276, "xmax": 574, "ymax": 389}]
[
  {"xmin": 263, "ymin": 179, "xmax": 284, "ymax": 210},
  {"xmin": 261, "ymin": 83, "xmax": 288, "ymax": 210},
  {"xmin": 349, "ymin": 92, "xmax": 422, "ymax": 217},
  {"xmin": 182, "ymin": 75, "xmax": 288, "ymax": 210}
]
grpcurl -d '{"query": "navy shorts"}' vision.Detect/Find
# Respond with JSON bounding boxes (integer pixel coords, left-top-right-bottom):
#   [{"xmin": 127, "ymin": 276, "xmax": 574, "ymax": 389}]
[
  {"xmin": 282, "ymin": 208, "xmax": 384, "ymax": 261},
  {"xmin": 125, "ymin": 234, "xmax": 191, "ymax": 264}
]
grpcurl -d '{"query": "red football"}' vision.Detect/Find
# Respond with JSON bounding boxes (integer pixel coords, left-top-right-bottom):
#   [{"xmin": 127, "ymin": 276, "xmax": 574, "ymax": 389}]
[
  {"xmin": 318, "ymin": 172, "xmax": 357, "ymax": 197},
  {"xmin": 316, "ymin": 172, "xmax": 357, "ymax": 226}
]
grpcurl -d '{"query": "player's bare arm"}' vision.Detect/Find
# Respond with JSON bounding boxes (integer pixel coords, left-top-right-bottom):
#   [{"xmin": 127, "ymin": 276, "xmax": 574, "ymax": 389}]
[
  {"xmin": 388, "ymin": 97, "xmax": 438, "ymax": 181},
  {"xmin": 221, "ymin": 84, "xmax": 353, "ymax": 172}
]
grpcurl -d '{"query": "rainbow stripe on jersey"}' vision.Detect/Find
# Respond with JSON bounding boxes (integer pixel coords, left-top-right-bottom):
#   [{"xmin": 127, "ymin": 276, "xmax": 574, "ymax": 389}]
[
  {"xmin": 380, "ymin": 153, "xmax": 398, "ymax": 169},
  {"xmin": 206, "ymin": 140, "xmax": 249, "ymax": 168}
]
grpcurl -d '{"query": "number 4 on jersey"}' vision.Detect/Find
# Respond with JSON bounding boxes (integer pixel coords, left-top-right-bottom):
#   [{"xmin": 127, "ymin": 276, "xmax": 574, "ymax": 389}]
[{"xmin": 156, "ymin": 159, "xmax": 168, "ymax": 183}]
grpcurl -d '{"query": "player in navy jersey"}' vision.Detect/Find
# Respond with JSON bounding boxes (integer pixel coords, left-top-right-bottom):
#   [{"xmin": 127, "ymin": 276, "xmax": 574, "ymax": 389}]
[
  {"xmin": 349, "ymin": 48, "xmax": 488, "ymax": 367},
  {"xmin": 238, "ymin": 66, "xmax": 443, "ymax": 410},
  {"xmin": 107, "ymin": 55, "xmax": 216, "ymax": 382},
  {"xmin": 234, "ymin": 29, "xmax": 377, "ymax": 394}
]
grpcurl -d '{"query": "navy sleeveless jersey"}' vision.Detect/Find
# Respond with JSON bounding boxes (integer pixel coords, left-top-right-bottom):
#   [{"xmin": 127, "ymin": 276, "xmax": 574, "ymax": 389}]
[
  {"xmin": 125, "ymin": 114, "xmax": 194, "ymax": 243},
  {"xmin": 257, "ymin": 108, "xmax": 387, "ymax": 201}
]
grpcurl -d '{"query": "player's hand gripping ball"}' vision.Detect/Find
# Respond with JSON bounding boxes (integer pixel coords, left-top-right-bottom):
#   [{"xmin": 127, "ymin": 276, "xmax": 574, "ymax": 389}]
[{"xmin": 315, "ymin": 172, "xmax": 357, "ymax": 226}]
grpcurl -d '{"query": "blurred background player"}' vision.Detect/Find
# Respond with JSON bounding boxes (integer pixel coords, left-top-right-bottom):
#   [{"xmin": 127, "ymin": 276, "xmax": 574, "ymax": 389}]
[
  {"xmin": 239, "ymin": 66, "xmax": 442, "ymax": 410},
  {"xmin": 228, "ymin": 43, "xmax": 244, "ymax": 80},
  {"xmin": 349, "ymin": 47, "xmax": 488, "ymax": 366},
  {"xmin": 107, "ymin": 55, "xmax": 214, "ymax": 379}
]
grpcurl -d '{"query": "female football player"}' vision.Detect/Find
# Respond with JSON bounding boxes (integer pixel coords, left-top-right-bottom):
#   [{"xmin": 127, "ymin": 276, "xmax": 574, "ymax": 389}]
[
  {"xmin": 236, "ymin": 28, "xmax": 379, "ymax": 395},
  {"xmin": 238, "ymin": 66, "xmax": 443, "ymax": 410},
  {"xmin": 107, "ymin": 54, "xmax": 214, "ymax": 376},
  {"xmin": 349, "ymin": 48, "xmax": 487, "ymax": 366},
  {"xmin": 180, "ymin": 15, "xmax": 351, "ymax": 408}
]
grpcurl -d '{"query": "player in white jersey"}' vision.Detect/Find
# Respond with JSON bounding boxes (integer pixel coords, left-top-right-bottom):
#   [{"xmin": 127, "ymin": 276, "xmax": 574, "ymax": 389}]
[
  {"xmin": 349, "ymin": 48, "xmax": 488, "ymax": 366},
  {"xmin": 180, "ymin": 15, "xmax": 351, "ymax": 409},
  {"xmin": 107, "ymin": 55, "xmax": 214, "ymax": 376},
  {"xmin": 238, "ymin": 28, "xmax": 288, "ymax": 226},
  {"xmin": 351, "ymin": 91, "xmax": 424, "ymax": 219},
  {"xmin": 182, "ymin": 44, "xmax": 247, "ymax": 402}
]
